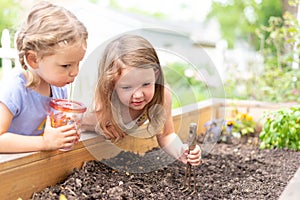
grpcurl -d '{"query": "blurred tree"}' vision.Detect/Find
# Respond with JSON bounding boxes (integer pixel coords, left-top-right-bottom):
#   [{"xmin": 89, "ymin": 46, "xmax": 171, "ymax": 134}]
[
  {"xmin": 206, "ymin": 0, "xmax": 282, "ymax": 49},
  {"xmin": 225, "ymin": 1, "xmax": 300, "ymax": 103},
  {"xmin": 0, "ymin": 0, "xmax": 21, "ymax": 46}
]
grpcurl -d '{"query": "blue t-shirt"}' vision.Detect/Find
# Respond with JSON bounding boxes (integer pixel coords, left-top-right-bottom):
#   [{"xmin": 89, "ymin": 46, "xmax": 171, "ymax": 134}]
[{"xmin": 0, "ymin": 70, "xmax": 67, "ymax": 136}]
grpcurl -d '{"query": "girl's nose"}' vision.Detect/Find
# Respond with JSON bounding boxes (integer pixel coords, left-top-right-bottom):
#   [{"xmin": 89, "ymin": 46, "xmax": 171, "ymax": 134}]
[
  {"xmin": 132, "ymin": 87, "xmax": 143, "ymax": 98},
  {"xmin": 70, "ymin": 65, "xmax": 79, "ymax": 77}
]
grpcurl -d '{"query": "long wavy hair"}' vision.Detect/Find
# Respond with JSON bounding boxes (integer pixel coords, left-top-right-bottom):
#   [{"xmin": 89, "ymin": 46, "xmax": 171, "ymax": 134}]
[
  {"xmin": 94, "ymin": 34, "xmax": 166, "ymax": 138},
  {"xmin": 16, "ymin": 1, "xmax": 88, "ymax": 88}
]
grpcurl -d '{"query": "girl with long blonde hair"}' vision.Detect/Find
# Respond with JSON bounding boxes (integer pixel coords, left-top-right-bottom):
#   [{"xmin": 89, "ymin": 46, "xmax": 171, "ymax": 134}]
[{"xmin": 91, "ymin": 34, "xmax": 201, "ymax": 165}]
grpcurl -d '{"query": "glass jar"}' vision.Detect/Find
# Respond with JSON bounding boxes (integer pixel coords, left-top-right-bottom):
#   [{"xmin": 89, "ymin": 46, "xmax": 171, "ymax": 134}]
[{"xmin": 49, "ymin": 99, "xmax": 87, "ymax": 150}]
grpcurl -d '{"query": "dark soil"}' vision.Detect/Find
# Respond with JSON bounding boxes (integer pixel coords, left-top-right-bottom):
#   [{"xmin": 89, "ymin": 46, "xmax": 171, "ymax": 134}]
[{"xmin": 32, "ymin": 138, "xmax": 300, "ymax": 200}]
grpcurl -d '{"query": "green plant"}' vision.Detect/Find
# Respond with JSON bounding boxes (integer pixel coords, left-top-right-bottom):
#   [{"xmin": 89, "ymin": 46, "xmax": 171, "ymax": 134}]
[
  {"xmin": 0, "ymin": 0, "xmax": 21, "ymax": 40},
  {"xmin": 0, "ymin": 0, "xmax": 21, "ymax": 69},
  {"xmin": 254, "ymin": 10, "xmax": 300, "ymax": 102},
  {"xmin": 259, "ymin": 106, "xmax": 300, "ymax": 150},
  {"xmin": 206, "ymin": 0, "xmax": 282, "ymax": 49},
  {"xmin": 225, "ymin": 4, "xmax": 300, "ymax": 103}
]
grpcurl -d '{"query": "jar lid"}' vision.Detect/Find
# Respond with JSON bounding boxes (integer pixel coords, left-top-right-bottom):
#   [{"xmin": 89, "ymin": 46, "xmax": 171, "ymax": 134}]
[{"xmin": 50, "ymin": 99, "xmax": 87, "ymax": 113}]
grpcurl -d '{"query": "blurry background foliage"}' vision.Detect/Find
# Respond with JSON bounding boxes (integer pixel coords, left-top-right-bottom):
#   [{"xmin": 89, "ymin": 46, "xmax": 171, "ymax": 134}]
[
  {"xmin": 0, "ymin": 0, "xmax": 21, "ymax": 45},
  {"xmin": 163, "ymin": 62, "xmax": 210, "ymax": 108},
  {"xmin": 1, "ymin": 0, "xmax": 300, "ymax": 105},
  {"xmin": 108, "ymin": 0, "xmax": 300, "ymax": 104},
  {"xmin": 206, "ymin": 0, "xmax": 283, "ymax": 49},
  {"xmin": 0, "ymin": 0, "xmax": 21, "ymax": 68},
  {"xmin": 224, "ymin": 1, "xmax": 300, "ymax": 103}
]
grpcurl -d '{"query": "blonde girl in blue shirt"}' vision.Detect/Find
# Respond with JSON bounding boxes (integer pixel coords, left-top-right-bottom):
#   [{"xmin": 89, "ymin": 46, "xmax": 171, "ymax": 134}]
[{"xmin": 0, "ymin": 1, "xmax": 88, "ymax": 153}]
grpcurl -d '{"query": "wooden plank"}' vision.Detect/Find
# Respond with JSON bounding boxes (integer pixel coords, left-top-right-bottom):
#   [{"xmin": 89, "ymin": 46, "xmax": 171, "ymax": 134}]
[
  {"xmin": 1, "ymin": 149, "xmax": 91, "ymax": 200},
  {"xmin": 0, "ymin": 140, "xmax": 96, "ymax": 199},
  {"xmin": 279, "ymin": 167, "xmax": 300, "ymax": 200},
  {"xmin": 0, "ymin": 133, "xmax": 97, "ymax": 172},
  {"xmin": 173, "ymin": 100, "xmax": 215, "ymax": 141}
]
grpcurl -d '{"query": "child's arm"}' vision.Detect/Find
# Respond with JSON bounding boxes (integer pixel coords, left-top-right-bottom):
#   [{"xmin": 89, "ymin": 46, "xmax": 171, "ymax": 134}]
[
  {"xmin": 0, "ymin": 103, "xmax": 77, "ymax": 153},
  {"xmin": 81, "ymin": 111, "xmax": 97, "ymax": 132},
  {"xmin": 157, "ymin": 133, "xmax": 201, "ymax": 166},
  {"xmin": 156, "ymin": 88, "xmax": 201, "ymax": 166},
  {"xmin": 81, "ymin": 111, "xmax": 126, "ymax": 139}
]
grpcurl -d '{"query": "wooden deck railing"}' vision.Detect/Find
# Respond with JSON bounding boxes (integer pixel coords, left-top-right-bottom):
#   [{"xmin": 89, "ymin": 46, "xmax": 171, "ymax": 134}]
[{"xmin": 0, "ymin": 29, "xmax": 20, "ymax": 82}]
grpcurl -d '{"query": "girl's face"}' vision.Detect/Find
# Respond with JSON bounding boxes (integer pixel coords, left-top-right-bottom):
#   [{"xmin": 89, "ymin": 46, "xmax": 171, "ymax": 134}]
[
  {"xmin": 34, "ymin": 42, "xmax": 86, "ymax": 87},
  {"xmin": 115, "ymin": 66, "xmax": 156, "ymax": 112}
]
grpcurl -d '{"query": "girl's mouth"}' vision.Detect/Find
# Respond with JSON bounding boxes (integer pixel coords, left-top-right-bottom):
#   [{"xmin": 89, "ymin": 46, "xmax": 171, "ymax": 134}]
[{"xmin": 132, "ymin": 101, "xmax": 143, "ymax": 106}]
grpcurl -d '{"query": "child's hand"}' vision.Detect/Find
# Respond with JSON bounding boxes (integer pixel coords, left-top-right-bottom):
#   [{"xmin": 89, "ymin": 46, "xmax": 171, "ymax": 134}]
[
  {"xmin": 42, "ymin": 116, "xmax": 78, "ymax": 150},
  {"xmin": 182, "ymin": 144, "xmax": 201, "ymax": 166},
  {"xmin": 100, "ymin": 121, "xmax": 126, "ymax": 142}
]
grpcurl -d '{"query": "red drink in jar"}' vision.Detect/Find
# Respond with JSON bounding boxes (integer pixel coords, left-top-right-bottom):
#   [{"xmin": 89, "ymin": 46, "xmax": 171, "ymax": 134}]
[{"xmin": 49, "ymin": 99, "xmax": 87, "ymax": 151}]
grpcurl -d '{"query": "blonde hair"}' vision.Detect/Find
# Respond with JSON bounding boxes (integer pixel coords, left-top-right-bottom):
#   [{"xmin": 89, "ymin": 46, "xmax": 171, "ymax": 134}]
[
  {"xmin": 16, "ymin": 1, "xmax": 88, "ymax": 88},
  {"xmin": 94, "ymin": 34, "xmax": 166, "ymax": 138}
]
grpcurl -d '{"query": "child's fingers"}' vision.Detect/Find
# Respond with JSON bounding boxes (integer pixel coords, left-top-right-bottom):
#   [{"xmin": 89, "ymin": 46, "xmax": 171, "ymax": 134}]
[
  {"xmin": 61, "ymin": 141, "xmax": 75, "ymax": 149},
  {"xmin": 102, "ymin": 131, "xmax": 114, "ymax": 140},
  {"xmin": 190, "ymin": 145, "xmax": 201, "ymax": 155},
  {"xmin": 74, "ymin": 136, "xmax": 79, "ymax": 144},
  {"xmin": 187, "ymin": 154, "xmax": 201, "ymax": 166},
  {"xmin": 57, "ymin": 123, "xmax": 77, "ymax": 132},
  {"xmin": 62, "ymin": 129, "xmax": 78, "ymax": 138},
  {"xmin": 187, "ymin": 145, "xmax": 201, "ymax": 166},
  {"xmin": 62, "ymin": 134, "xmax": 77, "ymax": 145},
  {"xmin": 188, "ymin": 158, "xmax": 201, "ymax": 166},
  {"xmin": 45, "ymin": 115, "xmax": 52, "ymax": 128},
  {"xmin": 188, "ymin": 153, "xmax": 201, "ymax": 160},
  {"xmin": 106, "ymin": 126, "xmax": 125, "ymax": 140}
]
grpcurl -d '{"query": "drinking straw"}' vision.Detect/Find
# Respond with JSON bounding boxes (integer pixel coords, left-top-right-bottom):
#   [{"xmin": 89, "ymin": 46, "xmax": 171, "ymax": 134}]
[{"xmin": 68, "ymin": 83, "xmax": 74, "ymax": 101}]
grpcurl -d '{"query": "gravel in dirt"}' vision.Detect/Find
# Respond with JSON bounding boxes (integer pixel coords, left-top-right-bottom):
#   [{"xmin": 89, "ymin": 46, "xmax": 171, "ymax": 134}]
[{"xmin": 32, "ymin": 138, "xmax": 300, "ymax": 200}]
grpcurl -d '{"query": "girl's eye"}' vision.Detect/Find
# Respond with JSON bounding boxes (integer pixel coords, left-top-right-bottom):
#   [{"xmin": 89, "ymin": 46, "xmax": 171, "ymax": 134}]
[
  {"xmin": 121, "ymin": 86, "xmax": 131, "ymax": 90},
  {"xmin": 61, "ymin": 64, "xmax": 71, "ymax": 68},
  {"xmin": 143, "ymin": 82, "xmax": 151, "ymax": 87}
]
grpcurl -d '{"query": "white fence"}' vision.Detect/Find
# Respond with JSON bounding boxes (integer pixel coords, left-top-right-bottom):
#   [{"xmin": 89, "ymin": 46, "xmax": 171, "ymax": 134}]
[{"xmin": 0, "ymin": 29, "xmax": 20, "ymax": 83}]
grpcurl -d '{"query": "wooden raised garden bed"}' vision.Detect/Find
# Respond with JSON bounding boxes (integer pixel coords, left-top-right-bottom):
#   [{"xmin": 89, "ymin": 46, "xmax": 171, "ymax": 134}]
[{"xmin": 0, "ymin": 99, "xmax": 298, "ymax": 199}]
